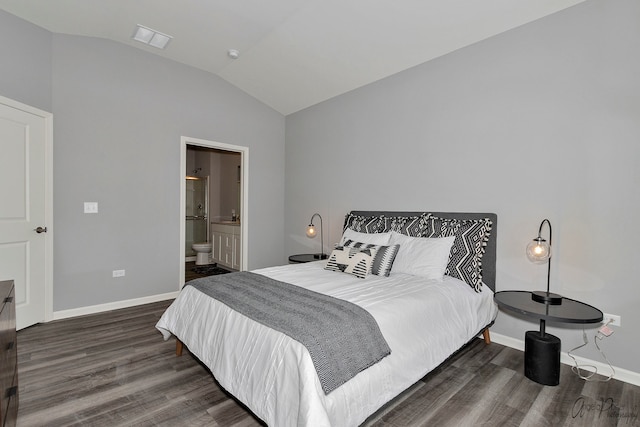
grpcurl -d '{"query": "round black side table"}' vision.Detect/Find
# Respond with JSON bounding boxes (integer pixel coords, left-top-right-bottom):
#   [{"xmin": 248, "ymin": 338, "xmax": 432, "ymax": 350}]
[
  {"xmin": 494, "ymin": 291, "xmax": 603, "ymax": 386},
  {"xmin": 288, "ymin": 253, "xmax": 327, "ymax": 263}
]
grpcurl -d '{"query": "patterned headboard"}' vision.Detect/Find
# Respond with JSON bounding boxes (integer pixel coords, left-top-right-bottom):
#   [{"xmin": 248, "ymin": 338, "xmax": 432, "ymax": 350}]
[{"xmin": 345, "ymin": 211, "xmax": 498, "ymax": 292}]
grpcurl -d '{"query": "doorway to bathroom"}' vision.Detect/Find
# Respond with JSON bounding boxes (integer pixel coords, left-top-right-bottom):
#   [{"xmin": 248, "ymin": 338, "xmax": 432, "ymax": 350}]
[{"xmin": 179, "ymin": 136, "xmax": 249, "ymax": 288}]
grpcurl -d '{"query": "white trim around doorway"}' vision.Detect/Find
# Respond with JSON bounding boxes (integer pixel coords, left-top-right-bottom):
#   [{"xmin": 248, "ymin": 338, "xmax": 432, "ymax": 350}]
[{"xmin": 179, "ymin": 136, "xmax": 249, "ymax": 289}]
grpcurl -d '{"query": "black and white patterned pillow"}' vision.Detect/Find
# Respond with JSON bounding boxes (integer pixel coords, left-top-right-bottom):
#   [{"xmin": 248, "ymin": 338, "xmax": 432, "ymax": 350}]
[
  {"xmin": 343, "ymin": 240, "xmax": 399, "ymax": 277},
  {"xmin": 343, "ymin": 213, "xmax": 386, "ymax": 233},
  {"xmin": 383, "ymin": 214, "xmax": 432, "ymax": 237},
  {"xmin": 325, "ymin": 246, "xmax": 376, "ymax": 279},
  {"xmin": 425, "ymin": 216, "xmax": 493, "ymax": 292}
]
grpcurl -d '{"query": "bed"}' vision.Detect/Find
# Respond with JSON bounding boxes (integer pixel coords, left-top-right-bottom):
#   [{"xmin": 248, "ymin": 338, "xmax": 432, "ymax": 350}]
[{"xmin": 156, "ymin": 210, "xmax": 498, "ymax": 426}]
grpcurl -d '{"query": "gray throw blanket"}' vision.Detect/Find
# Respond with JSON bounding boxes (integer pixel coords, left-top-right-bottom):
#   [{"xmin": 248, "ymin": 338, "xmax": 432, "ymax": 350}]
[{"xmin": 187, "ymin": 271, "xmax": 391, "ymax": 394}]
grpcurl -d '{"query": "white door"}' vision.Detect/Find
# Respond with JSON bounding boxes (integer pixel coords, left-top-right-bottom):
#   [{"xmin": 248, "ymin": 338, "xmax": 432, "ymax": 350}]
[{"xmin": 0, "ymin": 96, "xmax": 52, "ymax": 330}]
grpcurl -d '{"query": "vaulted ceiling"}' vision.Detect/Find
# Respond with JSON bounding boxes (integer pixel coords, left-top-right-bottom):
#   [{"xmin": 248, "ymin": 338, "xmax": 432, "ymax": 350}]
[{"xmin": 0, "ymin": 0, "xmax": 584, "ymax": 115}]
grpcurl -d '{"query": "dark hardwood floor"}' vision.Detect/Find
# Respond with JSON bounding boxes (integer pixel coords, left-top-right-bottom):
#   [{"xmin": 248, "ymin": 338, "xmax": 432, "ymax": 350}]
[
  {"xmin": 185, "ymin": 261, "xmax": 232, "ymax": 283},
  {"xmin": 17, "ymin": 300, "xmax": 639, "ymax": 426}
]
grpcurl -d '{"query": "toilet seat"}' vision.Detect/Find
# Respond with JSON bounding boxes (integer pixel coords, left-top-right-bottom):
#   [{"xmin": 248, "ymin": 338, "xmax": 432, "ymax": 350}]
[
  {"xmin": 192, "ymin": 242, "xmax": 212, "ymax": 250},
  {"xmin": 192, "ymin": 242, "xmax": 212, "ymax": 265}
]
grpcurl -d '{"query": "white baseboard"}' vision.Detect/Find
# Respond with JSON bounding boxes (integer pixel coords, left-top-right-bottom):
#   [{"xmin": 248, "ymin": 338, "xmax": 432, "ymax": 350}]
[
  {"xmin": 53, "ymin": 291, "xmax": 180, "ymax": 321},
  {"xmin": 490, "ymin": 332, "xmax": 640, "ymax": 387}
]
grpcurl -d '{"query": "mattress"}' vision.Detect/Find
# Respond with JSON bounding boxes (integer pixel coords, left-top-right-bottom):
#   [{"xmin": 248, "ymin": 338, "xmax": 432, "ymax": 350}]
[{"xmin": 156, "ymin": 261, "xmax": 498, "ymax": 426}]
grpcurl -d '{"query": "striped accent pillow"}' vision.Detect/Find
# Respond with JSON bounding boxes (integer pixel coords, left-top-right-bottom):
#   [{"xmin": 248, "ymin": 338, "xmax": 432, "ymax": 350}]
[
  {"xmin": 343, "ymin": 240, "xmax": 399, "ymax": 277},
  {"xmin": 325, "ymin": 246, "xmax": 376, "ymax": 279}
]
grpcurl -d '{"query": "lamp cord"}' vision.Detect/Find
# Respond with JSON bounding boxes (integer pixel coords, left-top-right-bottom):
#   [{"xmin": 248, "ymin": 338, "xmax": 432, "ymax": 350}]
[{"xmin": 567, "ymin": 323, "xmax": 615, "ymax": 382}]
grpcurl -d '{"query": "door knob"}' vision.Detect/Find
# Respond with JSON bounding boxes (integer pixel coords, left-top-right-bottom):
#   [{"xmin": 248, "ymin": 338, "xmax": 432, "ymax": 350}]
[{"xmin": 35, "ymin": 226, "xmax": 48, "ymax": 233}]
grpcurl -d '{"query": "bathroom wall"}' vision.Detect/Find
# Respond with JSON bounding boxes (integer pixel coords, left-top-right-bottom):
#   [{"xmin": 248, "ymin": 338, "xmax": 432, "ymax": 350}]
[
  {"xmin": 218, "ymin": 151, "xmax": 242, "ymax": 220},
  {"xmin": 187, "ymin": 147, "xmax": 241, "ymax": 222}
]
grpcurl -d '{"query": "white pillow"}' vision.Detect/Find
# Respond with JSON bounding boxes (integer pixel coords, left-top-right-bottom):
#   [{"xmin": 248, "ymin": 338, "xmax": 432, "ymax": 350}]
[
  {"xmin": 339, "ymin": 228, "xmax": 391, "ymax": 246},
  {"xmin": 389, "ymin": 231, "xmax": 455, "ymax": 280}
]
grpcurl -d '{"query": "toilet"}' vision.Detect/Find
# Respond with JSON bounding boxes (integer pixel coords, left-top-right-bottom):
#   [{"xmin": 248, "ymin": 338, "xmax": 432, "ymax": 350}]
[{"xmin": 192, "ymin": 242, "xmax": 212, "ymax": 265}]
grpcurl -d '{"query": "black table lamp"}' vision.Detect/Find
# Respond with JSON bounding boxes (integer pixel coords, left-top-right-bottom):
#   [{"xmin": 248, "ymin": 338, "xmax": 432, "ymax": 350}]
[
  {"xmin": 526, "ymin": 219, "xmax": 563, "ymax": 305},
  {"xmin": 306, "ymin": 213, "xmax": 328, "ymax": 260}
]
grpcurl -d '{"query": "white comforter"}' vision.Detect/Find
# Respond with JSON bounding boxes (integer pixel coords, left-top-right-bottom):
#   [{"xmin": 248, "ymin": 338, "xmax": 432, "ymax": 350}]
[{"xmin": 156, "ymin": 261, "xmax": 497, "ymax": 426}]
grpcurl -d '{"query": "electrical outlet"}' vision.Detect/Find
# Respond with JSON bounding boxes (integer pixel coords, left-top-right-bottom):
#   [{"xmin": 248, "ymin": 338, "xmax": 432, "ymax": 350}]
[
  {"xmin": 84, "ymin": 202, "xmax": 99, "ymax": 213},
  {"xmin": 112, "ymin": 269, "xmax": 125, "ymax": 278},
  {"xmin": 599, "ymin": 324, "xmax": 614, "ymax": 337},
  {"xmin": 603, "ymin": 313, "xmax": 621, "ymax": 327}
]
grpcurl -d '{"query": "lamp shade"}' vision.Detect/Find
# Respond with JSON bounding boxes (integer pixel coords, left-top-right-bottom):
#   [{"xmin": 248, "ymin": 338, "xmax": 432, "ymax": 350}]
[
  {"xmin": 526, "ymin": 237, "xmax": 551, "ymax": 264},
  {"xmin": 306, "ymin": 224, "xmax": 317, "ymax": 238}
]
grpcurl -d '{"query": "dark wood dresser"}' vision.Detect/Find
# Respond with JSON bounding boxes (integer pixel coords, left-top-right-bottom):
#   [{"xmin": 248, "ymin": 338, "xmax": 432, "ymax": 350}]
[{"xmin": 0, "ymin": 281, "xmax": 18, "ymax": 427}]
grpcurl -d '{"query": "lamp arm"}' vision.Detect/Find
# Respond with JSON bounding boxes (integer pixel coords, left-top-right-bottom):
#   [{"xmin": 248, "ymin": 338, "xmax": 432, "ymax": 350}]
[
  {"xmin": 530, "ymin": 218, "xmax": 562, "ymax": 305},
  {"xmin": 538, "ymin": 219, "xmax": 552, "ymax": 294},
  {"xmin": 320, "ymin": 215, "xmax": 323, "ymax": 256},
  {"xmin": 309, "ymin": 213, "xmax": 324, "ymax": 256},
  {"xmin": 538, "ymin": 218, "xmax": 552, "ymax": 246}
]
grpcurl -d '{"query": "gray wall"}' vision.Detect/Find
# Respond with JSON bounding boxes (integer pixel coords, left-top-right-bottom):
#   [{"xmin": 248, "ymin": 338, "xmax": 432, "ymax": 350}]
[
  {"xmin": 0, "ymin": 10, "xmax": 285, "ymax": 311},
  {"xmin": 285, "ymin": 0, "xmax": 640, "ymax": 374},
  {"xmin": 0, "ymin": 10, "xmax": 51, "ymax": 111},
  {"xmin": 51, "ymin": 35, "xmax": 285, "ymax": 310}
]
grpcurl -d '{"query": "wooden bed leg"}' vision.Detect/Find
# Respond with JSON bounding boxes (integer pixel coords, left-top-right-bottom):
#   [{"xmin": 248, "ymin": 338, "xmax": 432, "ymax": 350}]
[
  {"xmin": 176, "ymin": 339, "xmax": 183, "ymax": 356},
  {"xmin": 482, "ymin": 328, "xmax": 491, "ymax": 344}
]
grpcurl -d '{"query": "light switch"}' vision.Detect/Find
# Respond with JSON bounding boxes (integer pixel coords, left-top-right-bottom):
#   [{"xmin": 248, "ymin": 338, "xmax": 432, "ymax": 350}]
[{"xmin": 84, "ymin": 202, "xmax": 98, "ymax": 213}]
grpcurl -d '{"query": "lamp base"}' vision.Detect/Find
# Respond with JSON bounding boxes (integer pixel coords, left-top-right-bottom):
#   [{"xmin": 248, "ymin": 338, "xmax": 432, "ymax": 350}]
[
  {"xmin": 314, "ymin": 253, "xmax": 328, "ymax": 260},
  {"xmin": 531, "ymin": 291, "xmax": 563, "ymax": 305}
]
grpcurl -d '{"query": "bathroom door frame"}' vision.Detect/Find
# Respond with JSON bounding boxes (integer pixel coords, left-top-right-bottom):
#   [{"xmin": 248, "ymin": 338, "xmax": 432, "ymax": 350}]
[{"xmin": 179, "ymin": 136, "xmax": 249, "ymax": 288}]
